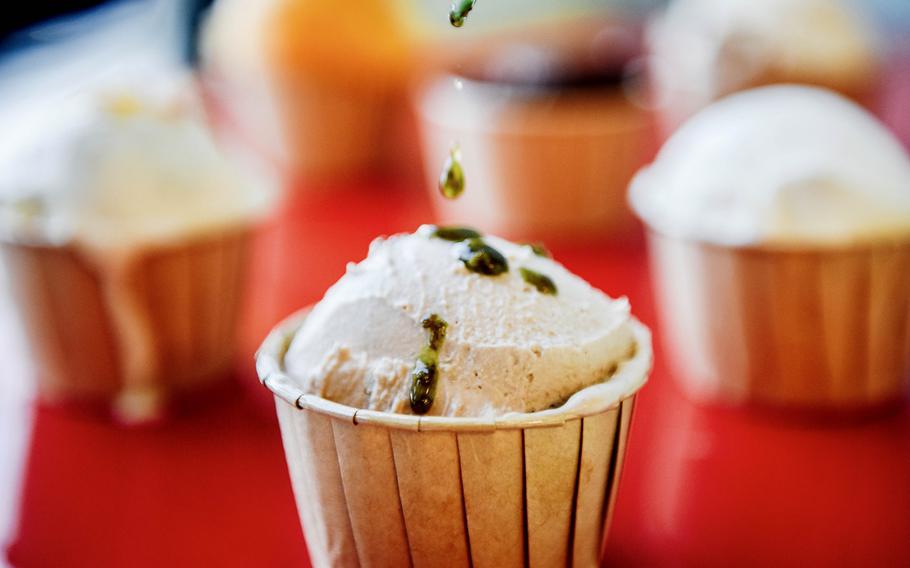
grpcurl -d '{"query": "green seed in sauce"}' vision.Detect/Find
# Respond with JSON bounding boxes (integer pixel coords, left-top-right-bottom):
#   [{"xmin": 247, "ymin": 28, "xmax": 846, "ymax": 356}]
[
  {"xmin": 526, "ymin": 242, "xmax": 551, "ymax": 258},
  {"xmin": 431, "ymin": 225, "xmax": 482, "ymax": 242},
  {"xmin": 520, "ymin": 267, "xmax": 557, "ymax": 295},
  {"xmin": 438, "ymin": 145, "xmax": 465, "ymax": 199},
  {"xmin": 409, "ymin": 314, "xmax": 449, "ymax": 415},
  {"xmin": 409, "ymin": 358, "xmax": 437, "ymax": 415},
  {"xmin": 458, "ymin": 238, "xmax": 509, "ymax": 276},
  {"xmin": 449, "ymin": 0, "xmax": 476, "ymax": 27}
]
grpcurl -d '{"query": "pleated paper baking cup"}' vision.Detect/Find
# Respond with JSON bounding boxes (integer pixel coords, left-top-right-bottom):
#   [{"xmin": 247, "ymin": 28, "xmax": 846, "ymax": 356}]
[
  {"xmin": 416, "ymin": 77, "xmax": 650, "ymax": 240},
  {"xmin": 270, "ymin": 76, "xmax": 393, "ymax": 181},
  {"xmin": 257, "ymin": 310, "xmax": 651, "ymax": 568},
  {"xmin": 647, "ymin": 231, "xmax": 910, "ymax": 410},
  {"xmin": 1, "ymin": 229, "xmax": 250, "ymax": 419}
]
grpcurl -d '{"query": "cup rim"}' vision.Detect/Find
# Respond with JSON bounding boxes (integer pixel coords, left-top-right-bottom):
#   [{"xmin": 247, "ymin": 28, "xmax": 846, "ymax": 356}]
[
  {"xmin": 256, "ymin": 307, "xmax": 652, "ymax": 432},
  {"xmin": 0, "ymin": 223, "xmax": 255, "ymax": 253},
  {"xmin": 414, "ymin": 72, "xmax": 648, "ymax": 139},
  {"xmin": 638, "ymin": 223, "xmax": 910, "ymax": 255}
]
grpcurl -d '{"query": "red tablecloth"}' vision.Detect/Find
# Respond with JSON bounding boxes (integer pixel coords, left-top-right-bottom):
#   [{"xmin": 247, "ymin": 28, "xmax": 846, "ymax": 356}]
[{"xmin": 4, "ymin": 178, "xmax": 910, "ymax": 568}]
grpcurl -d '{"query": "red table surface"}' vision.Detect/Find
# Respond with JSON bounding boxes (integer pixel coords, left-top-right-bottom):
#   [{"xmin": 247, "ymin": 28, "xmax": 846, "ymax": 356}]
[
  {"xmin": 4, "ymin": 179, "xmax": 910, "ymax": 568},
  {"xmin": 6, "ymin": 52, "xmax": 910, "ymax": 568}
]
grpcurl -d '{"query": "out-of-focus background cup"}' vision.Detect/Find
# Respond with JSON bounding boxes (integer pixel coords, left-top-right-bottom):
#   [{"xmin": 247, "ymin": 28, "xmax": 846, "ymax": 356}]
[{"xmin": 413, "ymin": 17, "xmax": 652, "ymax": 241}]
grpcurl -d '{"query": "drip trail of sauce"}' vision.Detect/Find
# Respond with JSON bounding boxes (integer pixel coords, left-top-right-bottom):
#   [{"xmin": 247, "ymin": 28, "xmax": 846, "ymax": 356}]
[{"xmin": 409, "ymin": 314, "xmax": 448, "ymax": 414}]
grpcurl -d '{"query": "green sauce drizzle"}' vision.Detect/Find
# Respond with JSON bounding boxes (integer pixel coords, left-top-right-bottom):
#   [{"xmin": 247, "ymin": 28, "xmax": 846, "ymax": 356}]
[
  {"xmin": 410, "ymin": 314, "xmax": 448, "ymax": 415},
  {"xmin": 520, "ymin": 267, "xmax": 558, "ymax": 295},
  {"xmin": 458, "ymin": 238, "xmax": 509, "ymax": 276},
  {"xmin": 449, "ymin": 0, "xmax": 476, "ymax": 27},
  {"xmin": 438, "ymin": 145, "xmax": 465, "ymax": 199},
  {"xmin": 525, "ymin": 242, "xmax": 551, "ymax": 258},
  {"xmin": 431, "ymin": 225, "xmax": 481, "ymax": 242},
  {"xmin": 422, "ymin": 313, "xmax": 448, "ymax": 351}
]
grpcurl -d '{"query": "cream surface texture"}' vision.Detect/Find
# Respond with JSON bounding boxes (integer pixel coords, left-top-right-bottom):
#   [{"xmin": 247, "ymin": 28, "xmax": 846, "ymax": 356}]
[
  {"xmin": 285, "ymin": 227, "xmax": 638, "ymax": 418},
  {"xmin": 630, "ymin": 85, "xmax": 910, "ymax": 246}
]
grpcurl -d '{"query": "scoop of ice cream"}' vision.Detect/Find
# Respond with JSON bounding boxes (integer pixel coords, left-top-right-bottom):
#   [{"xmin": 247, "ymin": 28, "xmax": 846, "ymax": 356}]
[
  {"xmin": 284, "ymin": 227, "xmax": 638, "ymax": 418},
  {"xmin": 648, "ymin": 0, "xmax": 878, "ymax": 127},
  {"xmin": 630, "ymin": 85, "xmax": 910, "ymax": 246},
  {"xmin": 0, "ymin": 84, "xmax": 273, "ymax": 249}
]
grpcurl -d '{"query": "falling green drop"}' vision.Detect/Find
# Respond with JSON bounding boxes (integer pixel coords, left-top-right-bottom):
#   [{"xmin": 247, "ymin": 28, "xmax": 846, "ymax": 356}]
[
  {"xmin": 438, "ymin": 145, "xmax": 465, "ymax": 200},
  {"xmin": 449, "ymin": 0, "xmax": 476, "ymax": 27}
]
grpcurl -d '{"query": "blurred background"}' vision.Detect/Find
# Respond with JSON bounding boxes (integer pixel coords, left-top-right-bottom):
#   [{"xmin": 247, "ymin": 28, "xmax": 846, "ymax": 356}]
[{"xmin": 1, "ymin": 1, "xmax": 910, "ymax": 567}]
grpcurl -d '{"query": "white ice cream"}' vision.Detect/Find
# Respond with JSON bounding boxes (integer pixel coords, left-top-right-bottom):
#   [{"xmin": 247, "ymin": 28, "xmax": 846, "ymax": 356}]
[
  {"xmin": 630, "ymin": 85, "xmax": 910, "ymax": 246},
  {"xmin": 648, "ymin": 0, "xmax": 877, "ymax": 129},
  {"xmin": 285, "ymin": 227, "xmax": 640, "ymax": 418},
  {"xmin": 0, "ymin": 86, "xmax": 272, "ymax": 249}
]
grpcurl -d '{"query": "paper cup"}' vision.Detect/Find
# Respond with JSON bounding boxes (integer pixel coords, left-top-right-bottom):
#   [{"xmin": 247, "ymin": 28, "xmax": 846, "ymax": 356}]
[
  {"xmin": 270, "ymin": 78, "xmax": 394, "ymax": 181},
  {"xmin": 647, "ymin": 231, "xmax": 910, "ymax": 410},
  {"xmin": 257, "ymin": 309, "xmax": 651, "ymax": 567},
  {"xmin": 1, "ymin": 229, "xmax": 251, "ymax": 419},
  {"xmin": 415, "ymin": 75, "xmax": 650, "ymax": 240}
]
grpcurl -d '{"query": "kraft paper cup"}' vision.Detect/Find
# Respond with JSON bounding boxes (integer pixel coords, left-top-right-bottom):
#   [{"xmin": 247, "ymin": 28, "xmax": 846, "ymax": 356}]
[
  {"xmin": 199, "ymin": 0, "xmax": 414, "ymax": 183},
  {"xmin": 1, "ymin": 229, "xmax": 251, "ymax": 421},
  {"xmin": 257, "ymin": 309, "xmax": 651, "ymax": 567},
  {"xmin": 646, "ymin": 231, "xmax": 910, "ymax": 411},
  {"xmin": 270, "ymin": 78, "xmax": 394, "ymax": 181},
  {"xmin": 415, "ymin": 75, "xmax": 650, "ymax": 240}
]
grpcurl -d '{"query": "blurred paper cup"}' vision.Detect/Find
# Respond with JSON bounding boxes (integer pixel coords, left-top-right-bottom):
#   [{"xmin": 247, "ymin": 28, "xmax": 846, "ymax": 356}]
[
  {"xmin": 646, "ymin": 231, "xmax": 910, "ymax": 411},
  {"xmin": 413, "ymin": 18, "xmax": 652, "ymax": 241},
  {"xmin": 199, "ymin": 0, "xmax": 418, "ymax": 183},
  {"xmin": 1, "ymin": 229, "xmax": 251, "ymax": 422},
  {"xmin": 257, "ymin": 309, "xmax": 651, "ymax": 567}
]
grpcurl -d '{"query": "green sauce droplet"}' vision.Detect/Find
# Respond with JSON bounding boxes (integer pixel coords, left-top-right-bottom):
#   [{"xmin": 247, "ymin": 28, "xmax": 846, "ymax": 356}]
[
  {"xmin": 422, "ymin": 313, "xmax": 448, "ymax": 351},
  {"xmin": 458, "ymin": 238, "xmax": 509, "ymax": 276},
  {"xmin": 449, "ymin": 0, "xmax": 476, "ymax": 27},
  {"xmin": 520, "ymin": 267, "xmax": 558, "ymax": 295},
  {"xmin": 526, "ymin": 242, "xmax": 551, "ymax": 258},
  {"xmin": 438, "ymin": 145, "xmax": 465, "ymax": 199},
  {"xmin": 431, "ymin": 225, "xmax": 482, "ymax": 242},
  {"xmin": 409, "ymin": 314, "xmax": 449, "ymax": 415}
]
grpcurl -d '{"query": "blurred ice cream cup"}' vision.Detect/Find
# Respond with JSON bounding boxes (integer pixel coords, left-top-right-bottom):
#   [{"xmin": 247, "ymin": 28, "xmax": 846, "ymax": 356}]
[
  {"xmin": 630, "ymin": 85, "xmax": 910, "ymax": 412},
  {"xmin": 647, "ymin": 0, "xmax": 882, "ymax": 138},
  {"xmin": 0, "ymin": 82, "xmax": 275, "ymax": 422},
  {"xmin": 200, "ymin": 0, "xmax": 419, "ymax": 183}
]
